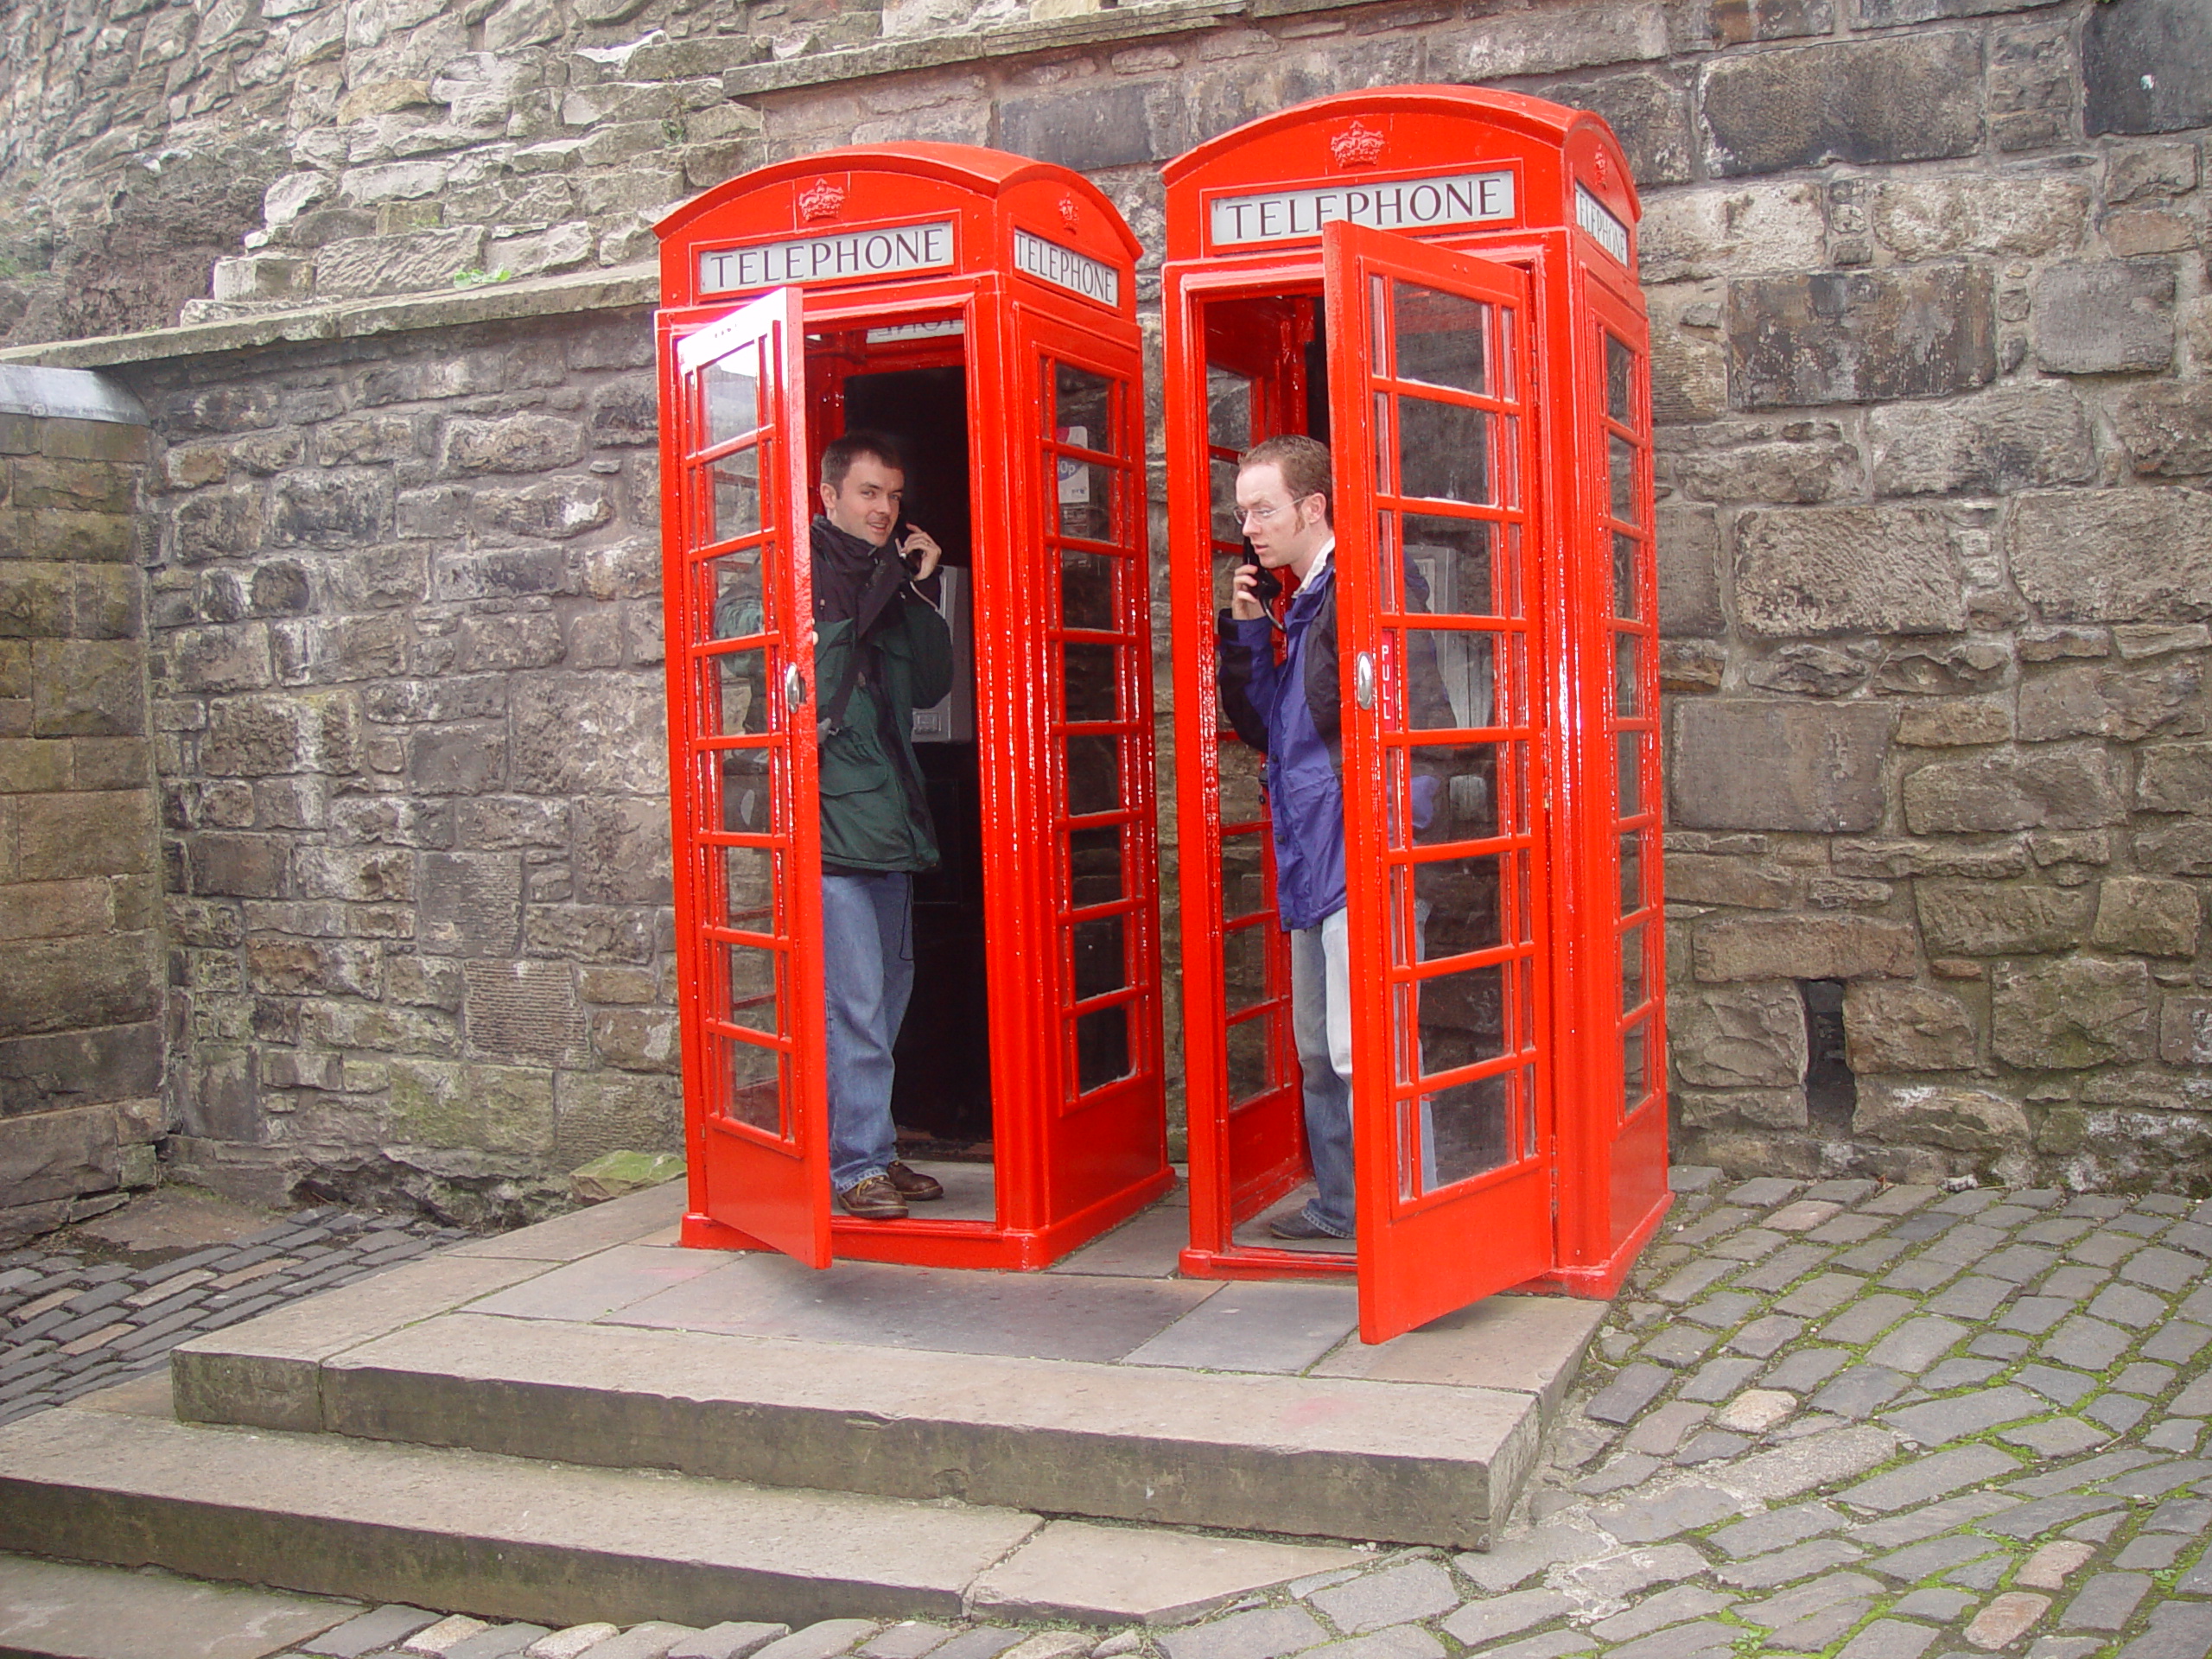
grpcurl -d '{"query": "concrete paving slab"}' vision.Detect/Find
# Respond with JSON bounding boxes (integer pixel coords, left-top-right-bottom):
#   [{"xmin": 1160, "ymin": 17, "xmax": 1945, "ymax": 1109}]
[
  {"xmin": 0, "ymin": 1404, "xmax": 1044, "ymax": 1629},
  {"xmin": 0, "ymin": 1552, "xmax": 355, "ymax": 1659},
  {"xmin": 967, "ymin": 1521, "xmax": 1365, "ymax": 1625},
  {"xmin": 169, "ymin": 1253, "xmax": 550, "ymax": 1432},
  {"xmin": 1311, "ymin": 1295, "xmax": 1609, "ymax": 1418},
  {"xmin": 463, "ymin": 1244, "xmax": 739, "ymax": 1323},
  {"xmin": 899, "ymin": 1162, "xmax": 994, "ymax": 1224},
  {"xmin": 1046, "ymin": 1203, "xmax": 1189, "ymax": 1278},
  {"xmin": 306, "ymin": 1312, "xmax": 1538, "ymax": 1546},
  {"xmin": 603, "ymin": 1251, "xmax": 1220, "ymax": 1363},
  {"xmin": 1122, "ymin": 1281, "xmax": 1359, "ymax": 1373},
  {"xmin": 443, "ymin": 1185, "xmax": 690, "ymax": 1262}
]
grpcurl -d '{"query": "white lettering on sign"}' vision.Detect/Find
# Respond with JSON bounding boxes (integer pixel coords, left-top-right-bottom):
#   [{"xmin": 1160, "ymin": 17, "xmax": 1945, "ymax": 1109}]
[
  {"xmin": 1576, "ymin": 185, "xmax": 1630, "ymax": 265},
  {"xmin": 1013, "ymin": 230, "xmax": 1121, "ymax": 307},
  {"xmin": 865, "ymin": 320, "xmax": 965, "ymax": 344},
  {"xmin": 698, "ymin": 220, "xmax": 957, "ymax": 293},
  {"xmin": 1208, "ymin": 171, "xmax": 1516, "ymax": 247}
]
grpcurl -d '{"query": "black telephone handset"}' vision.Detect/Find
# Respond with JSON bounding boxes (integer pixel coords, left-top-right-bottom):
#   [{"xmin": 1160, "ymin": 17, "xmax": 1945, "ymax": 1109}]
[
  {"xmin": 894, "ymin": 517, "xmax": 923, "ymax": 573},
  {"xmin": 1241, "ymin": 544, "xmax": 1282, "ymax": 606}
]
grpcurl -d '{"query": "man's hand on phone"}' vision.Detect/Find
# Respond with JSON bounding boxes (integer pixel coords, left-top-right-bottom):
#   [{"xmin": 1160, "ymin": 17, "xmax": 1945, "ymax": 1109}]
[
  {"xmin": 897, "ymin": 524, "xmax": 943, "ymax": 582},
  {"xmin": 1230, "ymin": 553, "xmax": 1280, "ymax": 621}
]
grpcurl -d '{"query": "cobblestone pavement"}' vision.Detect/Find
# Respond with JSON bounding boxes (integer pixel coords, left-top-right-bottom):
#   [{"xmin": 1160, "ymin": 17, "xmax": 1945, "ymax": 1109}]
[
  {"xmin": 0, "ymin": 1205, "xmax": 469, "ymax": 1427},
  {"xmin": 8, "ymin": 1172, "xmax": 2212, "ymax": 1659}
]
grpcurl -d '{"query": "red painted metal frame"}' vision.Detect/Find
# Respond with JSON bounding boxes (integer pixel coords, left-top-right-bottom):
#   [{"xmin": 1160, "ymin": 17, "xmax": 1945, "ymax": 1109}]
[
  {"xmin": 1161, "ymin": 86, "xmax": 1670, "ymax": 1332},
  {"xmin": 657, "ymin": 146, "xmax": 1169, "ymax": 1271}
]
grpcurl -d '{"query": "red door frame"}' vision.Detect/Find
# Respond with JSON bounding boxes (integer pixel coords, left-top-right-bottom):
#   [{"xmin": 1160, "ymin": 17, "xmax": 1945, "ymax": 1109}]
[{"xmin": 657, "ymin": 148, "xmax": 1170, "ymax": 1271}]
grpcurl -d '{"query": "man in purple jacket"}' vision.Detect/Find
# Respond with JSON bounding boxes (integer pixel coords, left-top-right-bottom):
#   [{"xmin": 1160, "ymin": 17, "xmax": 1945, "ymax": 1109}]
[{"xmin": 1217, "ymin": 435, "xmax": 1357, "ymax": 1242}]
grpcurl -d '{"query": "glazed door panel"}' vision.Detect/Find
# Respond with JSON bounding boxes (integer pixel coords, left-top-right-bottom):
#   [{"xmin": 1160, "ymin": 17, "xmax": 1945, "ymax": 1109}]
[
  {"xmin": 1322, "ymin": 223, "xmax": 1555, "ymax": 1343},
  {"xmin": 667, "ymin": 288, "xmax": 832, "ymax": 1267}
]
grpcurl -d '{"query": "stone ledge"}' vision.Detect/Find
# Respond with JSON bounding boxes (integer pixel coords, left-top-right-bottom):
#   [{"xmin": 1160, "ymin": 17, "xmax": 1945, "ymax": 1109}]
[
  {"xmin": 0, "ymin": 366, "xmax": 149, "ymax": 426},
  {"xmin": 720, "ymin": 0, "xmax": 1247, "ymax": 99},
  {"xmin": 0, "ymin": 264, "xmax": 660, "ymax": 375}
]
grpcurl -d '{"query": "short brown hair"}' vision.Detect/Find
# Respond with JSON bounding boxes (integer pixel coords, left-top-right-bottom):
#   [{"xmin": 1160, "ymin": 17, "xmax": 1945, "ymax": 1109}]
[
  {"xmin": 822, "ymin": 429, "xmax": 906, "ymax": 492},
  {"xmin": 1238, "ymin": 435, "xmax": 1332, "ymax": 526}
]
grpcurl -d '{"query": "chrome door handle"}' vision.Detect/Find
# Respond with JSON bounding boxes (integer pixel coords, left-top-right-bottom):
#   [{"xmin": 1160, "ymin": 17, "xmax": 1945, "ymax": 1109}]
[
  {"xmin": 784, "ymin": 664, "xmax": 807, "ymax": 708},
  {"xmin": 1355, "ymin": 652, "xmax": 1376, "ymax": 710}
]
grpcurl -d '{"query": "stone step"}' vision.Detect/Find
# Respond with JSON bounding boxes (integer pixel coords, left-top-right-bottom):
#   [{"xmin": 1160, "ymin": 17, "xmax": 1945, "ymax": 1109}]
[{"xmin": 0, "ymin": 1384, "xmax": 1365, "ymax": 1631}]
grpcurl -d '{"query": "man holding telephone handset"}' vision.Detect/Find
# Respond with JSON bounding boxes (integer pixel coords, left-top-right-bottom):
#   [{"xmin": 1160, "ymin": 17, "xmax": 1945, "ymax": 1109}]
[{"xmin": 808, "ymin": 431, "xmax": 954, "ymax": 1220}]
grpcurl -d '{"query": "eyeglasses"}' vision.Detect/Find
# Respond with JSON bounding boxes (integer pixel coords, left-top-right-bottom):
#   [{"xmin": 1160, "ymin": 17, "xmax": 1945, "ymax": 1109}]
[{"xmin": 1234, "ymin": 497, "xmax": 1308, "ymax": 526}]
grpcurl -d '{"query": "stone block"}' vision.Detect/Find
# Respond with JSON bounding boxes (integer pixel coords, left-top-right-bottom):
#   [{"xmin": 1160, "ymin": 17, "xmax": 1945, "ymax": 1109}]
[
  {"xmin": 0, "ymin": 738, "xmax": 70, "ymax": 794},
  {"xmin": 1726, "ymin": 264, "xmax": 1995, "ymax": 410},
  {"xmin": 305, "ymin": 1000, "xmax": 459, "ymax": 1058},
  {"xmin": 1545, "ymin": 71, "xmax": 1693, "ymax": 186},
  {"xmin": 1671, "ymin": 982, "xmax": 1808, "ymax": 1089},
  {"xmin": 1665, "ymin": 852, "xmax": 1796, "ymax": 909},
  {"xmin": 166, "ymin": 625, "xmax": 274, "ymax": 696},
  {"xmin": 1734, "ymin": 505, "xmax": 1965, "ymax": 636},
  {"xmin": 999, "ymin": 83, "xmax": 1158, "ymax": 171},
  {"xmin": 2114, "ymin": 384, "xmax": 2212, "ymax": 478},
  {"xmin": 168, "ymin": 487, "xmax": 264, "ymax": 564},
  {"xmin": 0, "ymin": 563, "xmax": 71, "ymax": 639},
  {"xmin": 511, "ymin": 673, "xmax": 666, "ymax": 795},
  {"xmin": 1670, "ymin": 701, "xmax": 1893, "ymax": 831},
  {"xmin": 2084, "ymin": 0, "xmax": 2212, "ymax": 135},
  {"xmin": 408, "ymin": 723, "xmax": 510, "ymax": 796},
  {"xmin": 430, "ymin": 546, "xmax": 575, "ymax": 602},
  {"xmin": 524, "ymin": 906, "xmax": 657, "ymax": 965},
  {"xmin": 454, "ymin": 613, "xmax": 564, "ymax": 674},
  {"xmin": 2090, "ymin": 876, "xmax": 2202, "ymax": 957},
  {"xmin": 314, "ymin": 226, "xmax": 488, "ymax": 301},
  {"xmin": 29, "ymin": 639, "xmax": 143, "ymax": 738},
  {"xmin": 462, "ymin": 957, "xmax": 588, "ymax": 1067},
  {"xmin": 1876, "ymin": 642, "xmax": 2009, "ymax": 698},
  {"xmin": 1869, "ymin": 386, "xmax": 2095, "ymax": 497},
  {"xmin": 0, "ymin": 1023, "xmax": 163, "ymax": 1118},
  {"xmin": 554, "ymin": 1071, "xmax": 681, "ymax": 1166},
  {"xmin": 591, "ymin": 1007, "xmax": 680, "ymax": 1072},
  {"xmin": 1853, "ymin": 1079, "xmax": 2027, "ymax": 1152},
  {"xmin": 470, "ymin": 477, "xmax": 615, "ymax": 542},
  {"xmin": 2018, "ymin": 661, "xmax": 2207, "ymax": 744},
  {"xmin": 1692, "ymin": 914, "xmax": 1917, "ymax": 982},
  {"xmin": 2159, "ymin": 998, "xmax": 2212, "ymax": 1066},
  {"xmin": 388, "ymin": 1058, "xmax": 556, "ymax": 1156},
  {"xmin": 1656, "ymin": 507, "xmax": 1719, "ymax": 640},
  {"xmin": 2134, "ymin": 820, "xmax": 2212, "ymax": 877},
  {"xmin": 0, "ymin": 1102, "xmax": 121, "ymax": 1205},
  {"xmin": 187, "ymin": 831, "xmax": 289, "ymax": 899},
  {"xmin": 0, "ymin": 931, "xmax": 161, "ymax": 1040},
  {"xmin": 1675, "ymin": 1086, "xmax": 1809, "ymax": 1129},
  {"xmin": 1670, "ymin": 417, "xmax": 1863, "ymax": 505},
  {"xmin": 269, "ymin": 469, "xmax": 395, "ymax": 549},
  {"xmin": 2031, "ymin": 261, "xmax": 2176, "ymax": 374},
  {"xmin": 1993, "ymin": 957, "xmax": 2154, "ymax": 1068},
  {"xmin": 1844, "ymin": 982, "xmax": 1975, "ymax": 1072},
  {"xmin": 1902, "ymin": 746, "xmax": 2124, "ymax": 834},
  {"xmin": 201, "ymin": 691, "xmax": 364, "ymax": 776},
  {"xmin": 245, "ymin": 938, "xmax": 385, "ymax": 999},
  {"xmin": 0, "ymin": 876, "xmax": 111, "ymax": 942},
  {"xmin": 1639, "ymin": 182, "xmax": 1824, "ymax": 284},
  {"xmin": 2137, "ymin": 742, "xmax": 2212, "ymax": 813},
  {"xmin": 574, "ymin": 797, "xmax": 672, "ymax": 906},
  {"xmin": 295, "ymin": 848, "xmax": 415, "ymax": 904},
  {"xmin": 2011, "ymin": 489, "xmax": 2212, "ymax": 623},
  {"xmin": 16, "ymin": 789, "xmax": 156, "ymax": 880},
  {"xmin": 1916, "ymin": 881, "xmax": 2094, "ymax": 956},
  {"xmin": 1700, "ymin": 32, "xmax": 1983, "ymax": 175},
  {"xmin": 1867, "ymin": 174, "xmax": 2090, "ymax": 261},
  {"xmin": 419, "ymin": 852, "xmax": 524, "ymax": 957}
]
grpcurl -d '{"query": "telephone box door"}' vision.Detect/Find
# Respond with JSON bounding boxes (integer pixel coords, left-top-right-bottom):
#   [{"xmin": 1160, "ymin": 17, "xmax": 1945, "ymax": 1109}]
[
  {"xmin": 1324, "ymin": 223, "xmax": 1555, "ymax": 1344},
  {"xmin": 666, "ymin": 287, "xmax": 832, "ymax": 1268}
]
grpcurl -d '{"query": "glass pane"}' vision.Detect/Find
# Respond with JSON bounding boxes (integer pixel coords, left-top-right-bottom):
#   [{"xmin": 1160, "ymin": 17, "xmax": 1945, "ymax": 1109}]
[
  {"xmin": 727, "ymin": 942, "xmax": 779, "ymax": 1034},
  {"xmin": 1400, "ymin": 959, "xmax": 1508, "ymax": 1082},
  {"xmin": 1207, "ymin": 365, "xmax": 1251, "ymax": 450},
  {"xmin": 1618, "ymin": 730, "xmax": 1641, "ymax": 817},
  {"xmin": 1621, "ymin": 830, "xmax": 1643, "ymax": 915},
  {"xmin": 1069, "ymin": 824, "xmax": 1123, "ymax": 907},
  {"xmin": 1407, "ymin": 627, "xmax": 1494, "ymax": 732},
  {"xmin": 1211, "ymin": 456, "xmax": 1243, "ymax": 548},
  {"xmin": 1402, "ymin": 514, "xmax": 1497, "ymax": 618},
  {"xmin": 1222, "ymin": 830, "xmax": 1268, "ymax": 920},
  {"xmin": 1621, "ymin": 923, "xmax": 1647, "ymax": 1014},
  {"xmin": 1518, "ymin": 855, "xmax": 1535, "ymax": 946},
  {"xmin": 1609, "ymin": 434, "xmax": 1638, "ymax": 524},
  {"xmin": 703, "ymin": 351, "xmax": 759, "ymax": 449},
  {"xmin": 1418, "ymin": 1072, "xmax": 1511, "ymax": 1192},
  {"xmin": 1077, "ymin": 1004, "xmax": 1130, "ymax": 1093},
  {"xmin": 710, "ymin": 645, "xmax": 766, "ymax": 738},
  {"xmin": 1219, "ymin": 741, "xmax": 1266, "ymax": 823},
  {"xmin": 1370, "ymin": 273, "xmax": 1389, "ymax": 366},
  {"xmin": 723, "ymin": 845, "xmax": 775, "ymax": 931},
  {"xmin": 1392, "ymin": 283, "xmax": 1490, "ymax": 395},
  {"xmin": 710, "ymin": 448, "xmax": 760, "ymax": 543},
  {"xmin": 1397, "ymin": 397, "xmax": 1492, "ymax": 505},
  {"xmin": 1606, "ymin": 334, "xmax": 1635, "ymax": 423},
  {"xmin": 1062, "ymin": 549, "xmax": 1115, "ymax": 632},
  {"xmin": 1058, "ymin": 460, "xmax": 1114, "ymax": 537},
  {"xmin": 1624, "ymin": 1019, "xmax": 1649, "ymax": 1111},
  {"xmin": 1402, "ymin": 854, "xmax": 1505, "ymax": 963},
  {"xmin": 1067, "ymin": 734, "xmax": 1121, "ymax": 816},
  {"xmin": 718, "ymin": 749, "xmax": 772, "ymax": 834},
  {"xmin": 1055, "ymin": 364, "xmax": 1113, "ymax": 448},
  {"xmin": 1223, "ymin": 922, "xmax": 1270, "ymax": 1012},
  {"xmin": 1408, "ymin": 743, "xmax": 1500, "ymax": 841},
  {"xmin": 1613, "ymin": 532, "xmax": 1640, "ymax": 619},
  {"xmin": 709, "ymin": 552, "xmax": 763, "ymax": 641},
  {"xmin": 1074, "ymin": 914, "xmax": 1127, "ymax": 1001},
  {"xmin": 1616, "ymin": 632, "xmax": 1642, "ymax": 718},
  {"xmin": 723, "ymin": 1037, "xmax": 781, "ymax": 1135},
  {"xmin": 1227, "ymin": 1014, "xmax": 1273, "ymax": 1104},
  {"xmin": 1063, "ymin": 640, "xmax": 1118, "ymax": 725}
]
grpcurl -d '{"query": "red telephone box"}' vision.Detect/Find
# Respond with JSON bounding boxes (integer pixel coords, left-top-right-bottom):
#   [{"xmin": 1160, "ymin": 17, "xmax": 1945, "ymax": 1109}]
[
  {"xmin": 655, "ymin": 146, "xmax": 1170, "ymax": 1269},
  {"xmin": 1163, "ymin": 87, "xmax": 1671, "ymax": 1342}
]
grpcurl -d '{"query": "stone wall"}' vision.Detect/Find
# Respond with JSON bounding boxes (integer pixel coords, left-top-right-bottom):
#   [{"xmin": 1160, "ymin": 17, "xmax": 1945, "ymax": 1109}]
[
  {"xmin": 0, "ymin": 368, "xmax": 164, "ymax": 1245},
  {"xmin": 3, "ymin": 0, "xmax": 2210, "ymax": 1197}
]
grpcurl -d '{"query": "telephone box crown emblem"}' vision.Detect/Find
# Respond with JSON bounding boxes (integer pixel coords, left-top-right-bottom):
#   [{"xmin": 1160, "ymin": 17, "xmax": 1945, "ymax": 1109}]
[
  {"xmin": 1330, "ymin": 121, "xmax": 1386, "ymax": 168},
  {"xmin": 1058, "ymin": 195, "xmax": 1082, "ymax": 232},
  {"xmin": 798, "ymin": 178, "xmax": 847, "ymax": 221}
]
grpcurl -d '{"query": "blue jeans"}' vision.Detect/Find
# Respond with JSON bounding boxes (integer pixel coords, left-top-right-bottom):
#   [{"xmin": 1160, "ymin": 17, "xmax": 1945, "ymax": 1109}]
[
  {"xmin": 822, "ymin": 871, "xmax": 914, "ymax": 1192},
  {"xmin": 1289, "ymin": 906, "xmax": 1355, "ymax": 1236}
]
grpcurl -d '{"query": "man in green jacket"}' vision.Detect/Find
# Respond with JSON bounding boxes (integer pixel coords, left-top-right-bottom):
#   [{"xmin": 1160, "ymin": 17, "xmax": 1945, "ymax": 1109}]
[{"xmin": 810, "ymin": 432, "xmax": 956, "ymax": 1219}]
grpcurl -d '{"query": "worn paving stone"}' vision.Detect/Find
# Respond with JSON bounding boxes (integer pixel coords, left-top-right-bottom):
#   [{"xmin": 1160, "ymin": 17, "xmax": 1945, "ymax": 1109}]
[
  {"xmin": 1867, "ymin": 1534, "xmax": 2010, "ymax": 1583},
  {"xmin": 1438, "ymin": 1590, "xmax": 1575, "ymax": 1648},
  {"xmin": 1592, "ymin": 1482, "xmax": 1742, "ymax": 1545},
  {"xmin": 1765, "ymin": 1346, "xmax": 1851, "ymax": 1393},
  {"xmin": 1710, "ymin": 1501, "xmax": 1848, "ymax": 1560},
  {"xmin": 1310, "ymin": 1562, "xmax": 1459, "ymax": 1635},
  {"xmin": 1814, "ymin": 1365, "xmax": 1912, "ymax": 1419},
  {"xmin": 2060, "ymin": 1573, "xmax": 2152, "ymax": 1632},
  {"xmin": 1590, "ymin": 1586, "xmax": 1738, "ymax": 1643},
  {"xmin": 1713, "ymin": 1536, "xmax": 1866, "ymax": 1589},
  {"xmin": 1161, "ymin": 1609, "xmax": 1326, "ymax": 1659},
  {"xmin": 1840, "ymin": 1443, "xmax": 2022, "ymax": 1511},
  {"xmin": 1967, "ymin": 1596, "xmax": 2052, "ymax": 1651},
  {"xmin": 1885, "ymin": 1386, "xmax": 2044, "ymax": 1446}
]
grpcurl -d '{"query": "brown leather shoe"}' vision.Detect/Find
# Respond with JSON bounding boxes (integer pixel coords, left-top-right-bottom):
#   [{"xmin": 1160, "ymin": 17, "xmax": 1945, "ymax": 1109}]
[
  {"xmin": 884, "ymin": 1160, "xmax": 944, "ymax": 1201},
  {"xmin": 836, "ymin": 1174, "xmax": 907, "ymax": 1219}
]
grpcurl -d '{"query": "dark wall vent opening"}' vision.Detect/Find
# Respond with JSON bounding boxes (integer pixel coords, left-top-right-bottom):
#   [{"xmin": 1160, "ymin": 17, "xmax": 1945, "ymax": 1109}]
[{"xmin": 1802, "ymin": 978, "xmax": 1855, "ymax": 1135}]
